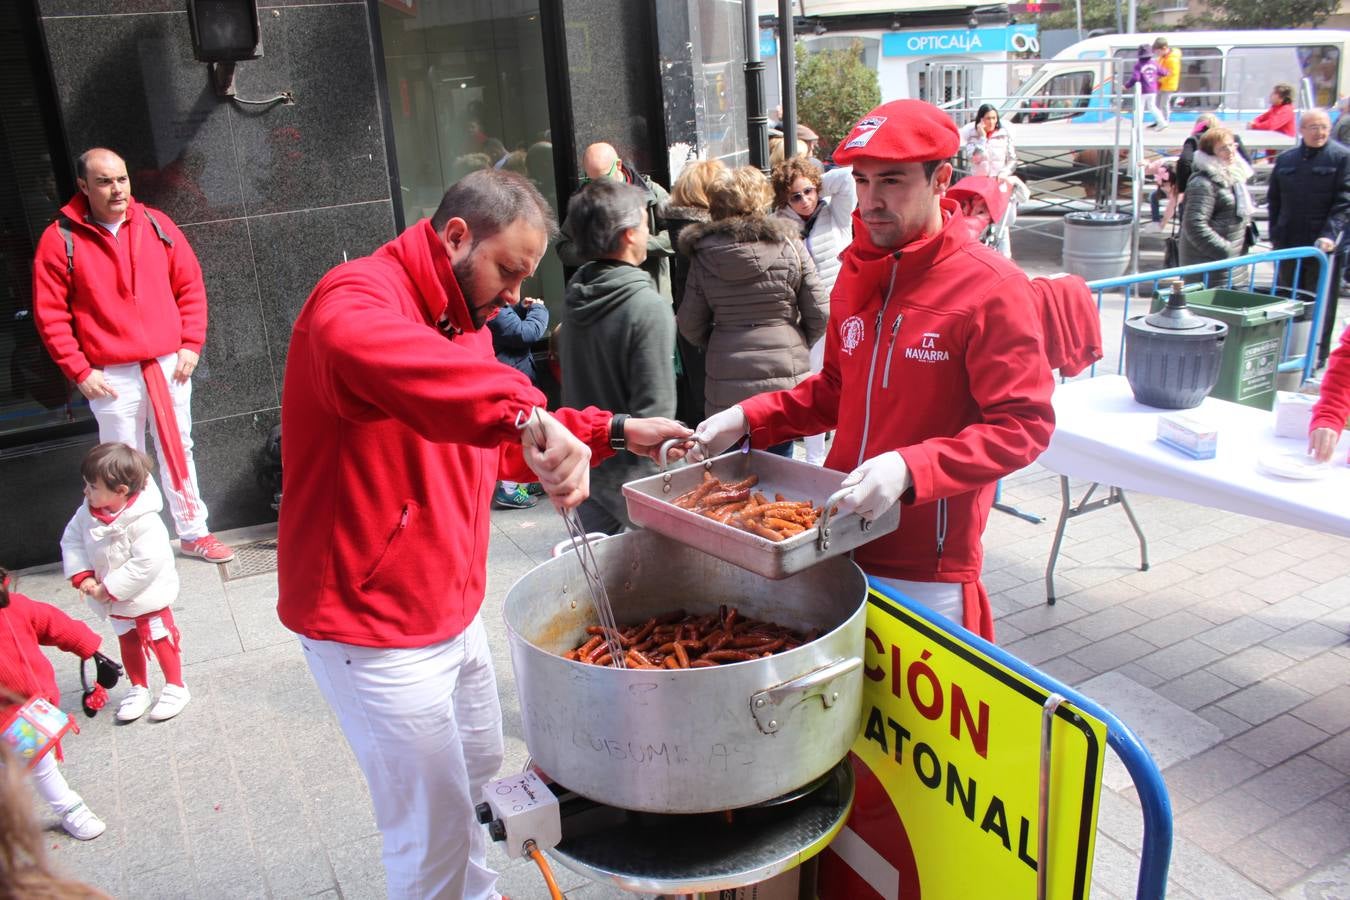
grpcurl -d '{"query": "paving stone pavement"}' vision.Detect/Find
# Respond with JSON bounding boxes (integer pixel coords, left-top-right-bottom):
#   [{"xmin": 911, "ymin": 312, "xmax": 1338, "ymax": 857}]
[{"xmin": 13, "ymin": 220, "xmax": 1347, "ymax": 898}]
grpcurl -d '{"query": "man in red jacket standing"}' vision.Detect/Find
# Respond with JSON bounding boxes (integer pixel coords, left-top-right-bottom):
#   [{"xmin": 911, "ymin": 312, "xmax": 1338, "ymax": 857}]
[
  {"xmin": 693, "ymin": 100, "xmax": 1055, "ymax": 641},
  {"xmin": 277, "ymin": 168, "xmax": 688, "ymax": 900},
  {"xmin": 32, "ymin": 147, "xmax": 233, "ymax": 563}
]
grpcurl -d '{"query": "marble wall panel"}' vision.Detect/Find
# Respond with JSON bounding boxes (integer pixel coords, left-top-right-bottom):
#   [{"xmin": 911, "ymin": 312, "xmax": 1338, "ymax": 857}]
[
  {"xmin": 181, "ymin": 218, "xmax": 279, "ymax": 420},
  {"xmin": 0, "ymin": 434, "xmax": 94, "ymax": 569},
  {"xmin": 250, "ymin": 200, "xmax": 395, "ymax": 377},
  {"xmin": 189, "ymin": 408, "xmax": 281, "ymax": 533},
  {"xmin": 41, "ymin": 8, "xmax": 246, "ymax": 225},
  {"xmin": 230, "ymin": 3, "xmax": 388, "ymax": 217}
]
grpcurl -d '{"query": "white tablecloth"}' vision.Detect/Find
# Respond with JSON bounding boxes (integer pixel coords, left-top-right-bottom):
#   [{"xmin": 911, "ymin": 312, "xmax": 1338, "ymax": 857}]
[{"xmin": 1039, "ymin": 376, "xmax": 1350, "ymax": 538}]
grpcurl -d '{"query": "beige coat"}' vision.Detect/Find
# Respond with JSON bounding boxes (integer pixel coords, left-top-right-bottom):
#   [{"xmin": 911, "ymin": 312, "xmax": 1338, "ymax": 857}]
[{"xmin": 677, "ymin": 215, "xmax": 829, "ymax": 416}]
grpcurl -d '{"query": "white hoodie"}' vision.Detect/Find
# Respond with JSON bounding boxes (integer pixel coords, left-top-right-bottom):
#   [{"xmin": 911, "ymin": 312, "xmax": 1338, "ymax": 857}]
[{"xmin": 61, "ymin": 479, "xmax": 179, "ymax": 620}]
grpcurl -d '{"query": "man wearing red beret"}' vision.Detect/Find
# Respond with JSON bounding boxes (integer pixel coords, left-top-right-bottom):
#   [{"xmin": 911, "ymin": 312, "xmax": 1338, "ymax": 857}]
[{"xmin": 693, "ymin": 99, "xmax": 1054, "ymax": 640}]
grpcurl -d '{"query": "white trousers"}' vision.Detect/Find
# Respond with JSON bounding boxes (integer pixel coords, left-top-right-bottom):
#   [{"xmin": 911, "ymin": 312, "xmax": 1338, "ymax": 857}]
[
  {"xmin": 89, "ymin": 352, "xmax": 209, "ymax": 540},
  {"xmin": 1141, "ymin": 93, "xmax": 1168, "ymax": 127},
  {"xmin": 803, "ymin": 337, "xmax": 828, "ymax": 465},
  {"xmin": 871, "ymin": 576, "xmax": 964, "ymax": 624},
  {"xmin": 300, "ymin": 616, "xmax": 505, "ymax": 900},
  {"xmin": 31, "ymin": 752, "xmax": 81, "ymax": 815}
]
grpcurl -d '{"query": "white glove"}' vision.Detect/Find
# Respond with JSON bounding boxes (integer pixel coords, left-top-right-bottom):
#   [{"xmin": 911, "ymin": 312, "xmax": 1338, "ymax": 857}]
[
  {"xmin": 835, "ymin": 451, "xmax": 911, "ymax": 522},
  {"xmin": 689, "ymin": 405, "xmax": 747, "ymax": 462}
]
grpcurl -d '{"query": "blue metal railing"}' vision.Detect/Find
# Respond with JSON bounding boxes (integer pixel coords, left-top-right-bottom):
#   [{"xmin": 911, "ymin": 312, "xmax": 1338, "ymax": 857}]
[
  {"xmin": 1085, "ymin": 246, "xmax": 1333, "ymax": 384},
  {"xmin": 869, "ymin": 579, "xmax": 1172, "ymax": 900}
]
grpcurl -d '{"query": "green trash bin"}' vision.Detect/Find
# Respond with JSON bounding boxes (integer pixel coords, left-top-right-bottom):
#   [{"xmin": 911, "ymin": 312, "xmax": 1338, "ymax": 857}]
[{"xmin": 1148, "ymin": 288, "xmax": 1299, "ymax": 410}]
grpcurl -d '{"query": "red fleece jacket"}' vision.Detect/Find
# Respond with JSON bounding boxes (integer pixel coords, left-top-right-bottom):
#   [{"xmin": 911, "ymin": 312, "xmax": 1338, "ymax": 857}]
[
  {"xmin": 32, "ymin": 195, "xmax": 207, "ymax": 384},
  {"xmin": 740, "ymin": 201, "xmax": 1055, "ymax": 586},
  {"xmin": 1251, "ymin": 103, "xmax": 1295, "ymax": 137},
  {"xmin": 277, "ymin": 219, "xmax": 614, "ymax": 649},
  {"xmin": 1311, "ymin": 325, "xmax": 1350, "ymax": 434},
  {"xmin": 0, "ymin": 591, "xmax": 101, "ymax": 716}
]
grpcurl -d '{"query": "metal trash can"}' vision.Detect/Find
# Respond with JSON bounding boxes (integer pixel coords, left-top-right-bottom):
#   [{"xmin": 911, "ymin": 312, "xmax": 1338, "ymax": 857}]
[
  {"xmin": 1149, "ymin": 288, "xmax": 1299, "ymax": 410},
  {"xmin": 1063, "ymin": 211, "xmax": 1132, "ymax": 281}
]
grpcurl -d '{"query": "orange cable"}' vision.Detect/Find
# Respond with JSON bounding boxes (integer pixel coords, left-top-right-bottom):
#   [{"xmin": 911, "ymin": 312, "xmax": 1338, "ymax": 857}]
[{"xmin": 526, "ymin": 840, "xmax": 565, "ymax": 900}]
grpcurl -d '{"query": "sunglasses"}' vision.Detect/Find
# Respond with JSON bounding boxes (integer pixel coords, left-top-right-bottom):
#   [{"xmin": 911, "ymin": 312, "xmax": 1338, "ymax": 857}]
[
  {"xmin": 789, "ymin": 186, "xmax": 818, "ymax": 204},
  {"xmin": 579, "ymin": 158, "xmax": 620, "ymax": 185}
]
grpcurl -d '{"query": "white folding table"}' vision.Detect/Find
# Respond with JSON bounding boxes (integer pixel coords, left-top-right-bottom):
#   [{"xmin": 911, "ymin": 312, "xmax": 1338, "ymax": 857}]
[{"xmin": 1037, "ymin": 375, "xmax": 1350, "ymax": 602}]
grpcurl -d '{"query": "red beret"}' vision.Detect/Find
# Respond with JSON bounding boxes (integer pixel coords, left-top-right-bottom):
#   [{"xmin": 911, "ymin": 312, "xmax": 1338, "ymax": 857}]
[{"xmin": 833, "ymin": 99, "xmax": 960, "ymax": 165}]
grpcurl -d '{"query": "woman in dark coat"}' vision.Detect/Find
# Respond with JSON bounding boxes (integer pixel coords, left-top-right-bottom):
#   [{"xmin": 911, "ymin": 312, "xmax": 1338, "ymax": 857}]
[
  {"xmin": 1179, "ymin": 127, "xmax": 1255, "ymax": 285},
  {"xmin": 677, "ymin": 166, "xmax": 828, "ymax": 456}
]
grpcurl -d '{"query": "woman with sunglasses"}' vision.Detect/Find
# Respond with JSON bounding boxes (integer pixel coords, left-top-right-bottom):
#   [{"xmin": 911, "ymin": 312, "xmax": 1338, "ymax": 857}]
[{"xmin": 770, "ymin": 155, "xmax": 856, "ymax": 465}]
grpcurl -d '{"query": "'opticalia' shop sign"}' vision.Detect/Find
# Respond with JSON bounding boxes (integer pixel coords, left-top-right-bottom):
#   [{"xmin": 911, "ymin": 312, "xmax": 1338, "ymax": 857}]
[{"xmin": 882, "ymin": 24, "xmax": 1039, "ymax": 57}]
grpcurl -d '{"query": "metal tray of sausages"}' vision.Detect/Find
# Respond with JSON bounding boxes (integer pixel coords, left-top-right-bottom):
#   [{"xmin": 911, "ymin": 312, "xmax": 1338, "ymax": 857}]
[{"xmin": 621, "ymin": 445, "xmax": 900, "ymax": 580}]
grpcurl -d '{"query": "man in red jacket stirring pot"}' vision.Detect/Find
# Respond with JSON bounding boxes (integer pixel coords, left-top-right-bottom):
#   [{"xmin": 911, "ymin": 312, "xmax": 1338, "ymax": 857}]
[
  {"xmin": 32, "ymin": 147, "xmax": 233, "ymax": 563},
  {"xmin": 277, "ymin": 168, "xmax": 689, "ymax": 900},
  {"xmin": 694, "ymin": 100, "xmax": 1055, "ymax": 640}
]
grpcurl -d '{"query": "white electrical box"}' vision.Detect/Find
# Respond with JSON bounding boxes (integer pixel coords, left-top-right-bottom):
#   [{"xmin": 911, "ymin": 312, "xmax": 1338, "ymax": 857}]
[{"xmin": 479, "ymin": 770, "xmax": 562, "ymax": 859}]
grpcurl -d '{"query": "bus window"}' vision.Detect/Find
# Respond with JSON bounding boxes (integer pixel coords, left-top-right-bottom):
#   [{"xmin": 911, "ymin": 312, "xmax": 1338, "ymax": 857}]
[
  {"xmin": 1228, "ymin": 46, "xmax": 1339, "ymax": 111},
  {"xmin": 1176, "ymin": 48, "xmax": 1222, "ymax": 111},
  {"xmin": 1011, "ymin": 70, "xmax": 1095, "ymax": 123}
]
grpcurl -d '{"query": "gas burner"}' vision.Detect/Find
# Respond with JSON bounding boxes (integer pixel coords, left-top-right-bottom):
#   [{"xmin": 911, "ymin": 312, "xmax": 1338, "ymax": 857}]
[{"xmin": 544, "ymin": 757, "xmax": 854, "ymax": 896}]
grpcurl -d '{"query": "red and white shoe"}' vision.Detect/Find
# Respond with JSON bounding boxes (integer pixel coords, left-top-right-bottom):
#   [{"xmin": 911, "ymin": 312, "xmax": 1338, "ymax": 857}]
[{"xmin": 180, "ymin": 534, "xmax": 235, "ymax": 563}]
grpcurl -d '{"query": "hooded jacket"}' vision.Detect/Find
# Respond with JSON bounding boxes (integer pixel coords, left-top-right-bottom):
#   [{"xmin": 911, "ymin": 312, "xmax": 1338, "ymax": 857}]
[
  {"xmin": 677, "ymin": 215, "xmax": 829, "ymax": 417},
  {"xmin": 32, "ymin": 195, "xmax": 207, "ymax": 384},
  {"xmin": 0, "ymin": 590, "xmax": 100, "ymax": 715},
  {"xmin": 1180, "ymin": 150, "xmax": 1254, "ymax": 267},
  {"xmin": 277, "ymin": 219, "xmax": 614, "ymax": 649},
  {"xmin": 739, "ymin": 201, "xmax": 1055, "ymax": 586},
  {"xmin": 561, "ymin": 259, "xmax": 677, "ymax": 529},
  {"xmin": 558, "ymin": 162, "xmax": 675, "ymax": 299},
  {"xmin": 775, "ymin": 165, "xmax": 856, "ymax": 293},
  {"xmin": 1126, "ymin": 52, "xmax": 1160, "ymax": 94},
  {"xmin": 60, "ymin": 481, "xmax": 179, "ymax": 620}
]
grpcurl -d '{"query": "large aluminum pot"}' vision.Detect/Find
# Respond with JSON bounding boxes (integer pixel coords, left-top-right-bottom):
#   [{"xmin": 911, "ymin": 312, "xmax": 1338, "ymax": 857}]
[{"xmin": 503, "ymin": 529, "xmax": 866, "ymax": 814}]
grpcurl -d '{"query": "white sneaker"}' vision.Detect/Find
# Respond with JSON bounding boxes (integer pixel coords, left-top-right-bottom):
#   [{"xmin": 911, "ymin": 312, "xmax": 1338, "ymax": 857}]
[
  {"xmin": 61, "ymin": 801, "xmax": 107, "ymax": 840},
  {"xmin": 116, "ymin": 685, "xmax": 152, "ymax": 722},
  {"xmin": 149, "ymin": 684, "xmax": 190, "ymax": 721}
]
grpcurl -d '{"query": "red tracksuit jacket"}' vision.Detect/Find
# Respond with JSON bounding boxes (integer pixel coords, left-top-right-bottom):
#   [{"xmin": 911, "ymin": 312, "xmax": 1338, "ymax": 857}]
[
  {"xmin": 1312, "ymin": 326, "xmax": 1350, "ymax": 434},
  {"xmin": 740, "ymin": 201, "xmax": 1055, "ymax": 585},
  {"xmin": 278, "ymin": 220, "xmax": 614, "ymax": 649},
  {"xmin": 31, "ymin": 195, "xmax": 207, "ymax": 384},
  {"xmin": 0, "ymin": 590, "xmax": 101, "ymax": 716}
]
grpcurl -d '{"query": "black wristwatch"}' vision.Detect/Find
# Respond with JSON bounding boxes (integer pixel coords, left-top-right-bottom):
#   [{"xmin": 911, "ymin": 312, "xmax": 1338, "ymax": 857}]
[{"xmin": 609, "ymin": 413, "xmax": 630, "ymax": 450}]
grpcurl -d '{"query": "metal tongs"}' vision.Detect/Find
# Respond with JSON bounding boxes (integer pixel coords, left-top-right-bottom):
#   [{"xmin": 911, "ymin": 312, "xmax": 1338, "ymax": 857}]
[{"xmin": 517, "ymin": 409, "xmax": 626, "ymax": 668}]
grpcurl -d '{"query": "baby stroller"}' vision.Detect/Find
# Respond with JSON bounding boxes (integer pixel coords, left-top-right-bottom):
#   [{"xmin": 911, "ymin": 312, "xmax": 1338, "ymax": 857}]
[{"xmin": 948, "ymin": 175, "xmax": 1018, "ymax": 257}]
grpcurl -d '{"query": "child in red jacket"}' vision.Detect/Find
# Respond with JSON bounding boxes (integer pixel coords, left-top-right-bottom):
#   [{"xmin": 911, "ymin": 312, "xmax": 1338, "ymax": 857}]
[{"xmin": 0, "ymin": 568, "xmax": 108, "ymax": 840}]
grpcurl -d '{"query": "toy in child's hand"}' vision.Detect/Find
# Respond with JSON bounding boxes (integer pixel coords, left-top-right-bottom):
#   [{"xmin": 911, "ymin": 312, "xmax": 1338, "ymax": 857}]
[
  {"xmin": 93, "ymin": 651, "xmax": 122, "ymax": 689},
  {"xmin": 79, "ymin": 652, "xmax": 122, "ymax": 717},
  {"xmin": 81, "ymin": 684, "xmax": 107, "ymax": 718}
]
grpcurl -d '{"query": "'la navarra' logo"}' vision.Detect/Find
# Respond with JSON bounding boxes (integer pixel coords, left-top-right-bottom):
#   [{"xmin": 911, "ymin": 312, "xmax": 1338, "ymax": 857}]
[{"xmin": 905, "ymin": 332, "xmax": 950, "ymax": 363}]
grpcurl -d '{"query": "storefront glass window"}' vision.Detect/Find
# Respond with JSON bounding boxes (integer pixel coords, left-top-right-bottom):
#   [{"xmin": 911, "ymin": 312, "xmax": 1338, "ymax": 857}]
[
  {"xmin": 0, "ymin": 4, "xmax": 90, "ymax": 442},
  {"xmin": 375, "ymin": 1, "xmax": 566, "ymax": 324}
]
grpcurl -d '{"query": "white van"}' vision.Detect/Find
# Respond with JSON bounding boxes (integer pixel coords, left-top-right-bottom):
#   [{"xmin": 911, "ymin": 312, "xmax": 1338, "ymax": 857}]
[{"xmin": 1000, "ymin": 30, "xmax": 1349, "ymax": 139}]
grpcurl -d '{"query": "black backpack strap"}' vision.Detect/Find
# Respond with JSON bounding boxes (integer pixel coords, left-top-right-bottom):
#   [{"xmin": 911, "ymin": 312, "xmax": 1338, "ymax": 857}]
[
  {"xmin": 141, "ymin": 209, "xmax": 174, "ymax": 248},
  {"xmin": 56, "ymin": 215, "xmax": 75, "ymax": 275}
]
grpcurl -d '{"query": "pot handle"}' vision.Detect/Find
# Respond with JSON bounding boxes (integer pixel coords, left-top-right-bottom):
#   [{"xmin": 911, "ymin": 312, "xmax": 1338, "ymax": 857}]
[
  {"xmin": 550, "ymin": 533, "xmax": 612, "ymax": 558},
  {"xmin": 816, "ymin": 488, "xmax": 874, "ymax": 552},
  {"xmin": 750, "ymin": 657, "xmax": 862, "ymax": 734}
]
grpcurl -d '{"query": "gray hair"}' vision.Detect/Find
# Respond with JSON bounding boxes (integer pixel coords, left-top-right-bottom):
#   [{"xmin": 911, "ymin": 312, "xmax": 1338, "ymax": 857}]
[
  {"xmin": 431, "ymin": 168, "xmax": 558, "ymax": 241},
  {"xmin": 564, "ymin": 180, "xmax": 646, "ymax": 261}
]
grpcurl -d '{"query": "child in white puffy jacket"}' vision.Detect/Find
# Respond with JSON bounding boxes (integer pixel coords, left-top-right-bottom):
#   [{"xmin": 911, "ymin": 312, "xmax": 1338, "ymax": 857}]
[{"xmin": 60, "ymin": 443, "xmax": 189, "ymax": 723}]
